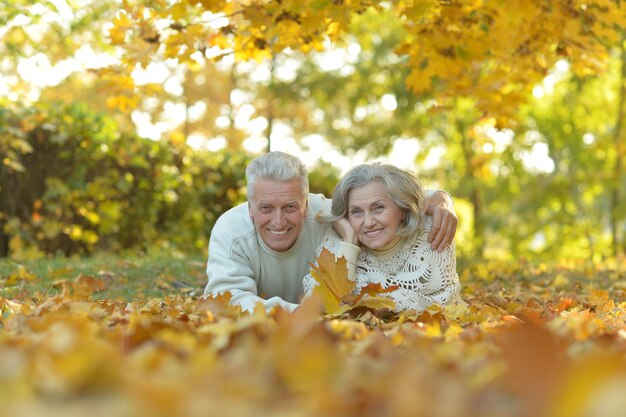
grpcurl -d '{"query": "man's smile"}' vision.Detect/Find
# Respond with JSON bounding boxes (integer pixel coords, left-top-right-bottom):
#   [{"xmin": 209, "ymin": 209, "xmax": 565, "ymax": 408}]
[{"xmin": 268, "ymin": 229, "xmax": 290, "ymax": 235}]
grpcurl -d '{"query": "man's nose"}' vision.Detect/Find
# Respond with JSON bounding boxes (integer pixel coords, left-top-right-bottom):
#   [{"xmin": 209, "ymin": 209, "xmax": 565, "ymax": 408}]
[{"xmin": 272, "ymin": 210, "xmax": 286, "ymax": 227}]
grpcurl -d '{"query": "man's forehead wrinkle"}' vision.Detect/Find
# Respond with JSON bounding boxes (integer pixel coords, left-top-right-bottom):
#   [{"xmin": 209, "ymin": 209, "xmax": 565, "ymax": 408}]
[{"xmin": 255, "ymin": 198, "xmax": 301, "ymax": 206}]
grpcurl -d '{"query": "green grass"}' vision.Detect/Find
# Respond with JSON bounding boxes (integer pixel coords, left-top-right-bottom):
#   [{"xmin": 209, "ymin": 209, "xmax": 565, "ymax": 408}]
[
  {"xmin": 0, "ymin": 250, "xmax": 208, "ymax": 300},
  {"xmin": 3, "ymin": 251, "xmax": 625, "ymax": 303}
]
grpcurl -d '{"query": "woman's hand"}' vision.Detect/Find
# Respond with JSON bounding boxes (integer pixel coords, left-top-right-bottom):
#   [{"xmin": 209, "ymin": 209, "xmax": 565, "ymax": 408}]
[
  {"xmin": 333, "ymin": 218, "xmax": 359, "ymax": 246},
  {"xmin": 424, "ymin": 191, "xmax": 458, "ymax": 252}
]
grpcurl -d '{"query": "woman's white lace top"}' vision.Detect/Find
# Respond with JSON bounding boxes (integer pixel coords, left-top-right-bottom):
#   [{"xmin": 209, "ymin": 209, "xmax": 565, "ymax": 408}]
[{"xmin": 302, "ymin": 216, "xmax": 461, "ymax": 312}]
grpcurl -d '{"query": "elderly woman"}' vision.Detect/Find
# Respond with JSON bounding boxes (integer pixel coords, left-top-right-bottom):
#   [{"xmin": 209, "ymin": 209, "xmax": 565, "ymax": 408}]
[{"xmin": 302, "ymin": 163, "xmax": 461, "ymax": 312}]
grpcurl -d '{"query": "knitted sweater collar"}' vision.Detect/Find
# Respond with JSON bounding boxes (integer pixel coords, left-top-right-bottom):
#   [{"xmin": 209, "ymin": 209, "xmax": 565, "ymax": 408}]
[{"xmin": 370, "ymin": 236, "xmax": 408, "ymax": 261}]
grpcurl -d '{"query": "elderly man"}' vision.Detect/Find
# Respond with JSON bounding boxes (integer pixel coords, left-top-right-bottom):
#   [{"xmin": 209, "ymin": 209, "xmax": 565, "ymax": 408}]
[{"xmin": 204, "ymin": 152, "xmax": 458, "ymax": 313}]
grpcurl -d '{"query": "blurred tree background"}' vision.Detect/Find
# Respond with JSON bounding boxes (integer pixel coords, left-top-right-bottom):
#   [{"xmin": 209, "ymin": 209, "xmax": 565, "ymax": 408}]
[{"xmin": 1, "ymin": 0, "xmax": 625, "ymax": 263}]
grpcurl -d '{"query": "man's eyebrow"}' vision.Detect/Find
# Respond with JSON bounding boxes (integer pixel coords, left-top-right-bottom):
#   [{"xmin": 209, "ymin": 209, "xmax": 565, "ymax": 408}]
[{"xmin": 256, "ymin": 200, "xmax": 301, "ymax": 206}]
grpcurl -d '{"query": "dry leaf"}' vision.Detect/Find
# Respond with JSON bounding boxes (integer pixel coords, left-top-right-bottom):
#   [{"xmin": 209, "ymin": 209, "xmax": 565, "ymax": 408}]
[{"xmin": 310, "ymin": 248, "xmax": 397, "ymax": 315}]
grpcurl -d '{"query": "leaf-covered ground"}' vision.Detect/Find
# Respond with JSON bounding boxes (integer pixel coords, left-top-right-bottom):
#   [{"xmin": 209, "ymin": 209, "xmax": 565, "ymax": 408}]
[{"xmin": 1, "ymin": 258, "xmax": 626, "ymax": 417}]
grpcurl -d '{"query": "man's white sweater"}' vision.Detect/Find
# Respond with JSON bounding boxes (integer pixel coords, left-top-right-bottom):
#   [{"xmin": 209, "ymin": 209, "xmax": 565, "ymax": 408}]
[{"xmin": 203, "ymin": 193, "xmax": 332, "ymax": 312}]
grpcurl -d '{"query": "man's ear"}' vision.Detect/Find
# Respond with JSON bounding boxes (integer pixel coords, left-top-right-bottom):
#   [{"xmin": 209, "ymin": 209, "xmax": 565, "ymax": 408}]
[{"xmin": 248, "ymin": 203, "xmax": 253, "ymax": 218}]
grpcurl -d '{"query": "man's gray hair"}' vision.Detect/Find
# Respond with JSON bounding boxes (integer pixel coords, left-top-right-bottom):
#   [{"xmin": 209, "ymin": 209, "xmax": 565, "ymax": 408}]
[
  {"xmin": 246, "ymin": 151, "xmax": 309, "ymax": 200},
  {"xmin": 319, "ymin": 163, "xmax": 425, "ymax": 238}
]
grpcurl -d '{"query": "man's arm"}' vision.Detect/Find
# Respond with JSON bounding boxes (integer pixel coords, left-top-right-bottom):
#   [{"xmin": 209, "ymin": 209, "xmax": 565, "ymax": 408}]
[
  {"xmin": 204, "ymin": 224, "xmax": 299, "ymax": 313},
  {"xmin": 424, "ymin": 190, "xmax": 457, "ymax": 252},
  {"xmin": 204, "ymin": 250, "xmax": 299, "ymax": 313}
]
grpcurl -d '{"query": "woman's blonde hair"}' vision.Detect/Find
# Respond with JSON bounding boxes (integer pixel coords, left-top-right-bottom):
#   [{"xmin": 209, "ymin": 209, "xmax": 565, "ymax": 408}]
[{"xmin": 320, "ymin": 163, "xmax": 425, "ymax": 238}]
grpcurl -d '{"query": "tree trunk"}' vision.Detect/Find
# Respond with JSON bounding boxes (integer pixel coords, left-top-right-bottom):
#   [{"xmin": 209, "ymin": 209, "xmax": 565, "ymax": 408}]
[
  {"xmin": 183, "ymin": 65, "xmax": 191, "ymax": 141},
  {"xmin": 265, "ymin": 56, "xmax": 277, "ymax": 153},
  {"xmin": 227, "ymin": 64, "xmax": 240, "ymax": 150},
  {"xmin": 611, "ymin": 38, "xmax": 626, "ymax": 256},
  {"xmin": 459, "ymin": 118, "xmax": 484, "ymax": 258}
]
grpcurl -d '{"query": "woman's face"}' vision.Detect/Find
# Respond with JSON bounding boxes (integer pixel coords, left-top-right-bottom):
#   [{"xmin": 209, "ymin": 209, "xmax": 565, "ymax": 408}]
[{"xmin": 346, "ymin": 181, "xmax": 405, "ymax": 250}]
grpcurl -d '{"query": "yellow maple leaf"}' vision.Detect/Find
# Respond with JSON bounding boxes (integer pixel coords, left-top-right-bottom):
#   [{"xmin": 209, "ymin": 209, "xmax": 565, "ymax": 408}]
[
  {"xmin": 399, "ymin": 0, "xmax": 441, "ymax": 22},
  {"xmin": 310, "ymin": 248, "xmax": 397, "ymax": 315},
  {"xmin": 352, "ymin": 295, "xmax": 397, "ymax": 312},
  {"xmin": 195, "ymin": 291, "xmax": 243, "ymax": 319},
  {"xmin": 443, "ymin": 302, "xmax": 470, "ymax": 321},
  {"xmin": 65, "ymin": 275, "xmax": 107, "ymax": 301},
  {"xmin": 347, "ymin": 283, "xmax": 397, "ymax": 311},
  {"xmin": 309, "ymin": 247, "xmax": 354, "ymax": 314},
  {"xmin": 5, "ymin": 265, "xmax": 37, "ymax": 286}
]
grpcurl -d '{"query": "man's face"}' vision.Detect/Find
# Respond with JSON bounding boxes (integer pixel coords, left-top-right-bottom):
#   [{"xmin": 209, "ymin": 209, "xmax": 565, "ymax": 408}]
[{"xmin": 248, "ymin": 179, "xmax": 308, "ymax": 252}]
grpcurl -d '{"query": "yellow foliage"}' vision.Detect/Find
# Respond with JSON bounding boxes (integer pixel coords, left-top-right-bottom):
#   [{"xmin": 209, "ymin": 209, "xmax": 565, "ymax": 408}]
[
  {"xmin": 109, "ymin": 11, "xmax": 132, "ymax": 45},
  {"xmin": 97, "ymin": 0, "xmax": 625, "ymax": 123},
  {"xmin": 2, "ymin": 259, "xmax": 626, "ymax": 416},
  {"xmin": 398, "ymin": 0, "xmax": 625, "ymax": 120}
]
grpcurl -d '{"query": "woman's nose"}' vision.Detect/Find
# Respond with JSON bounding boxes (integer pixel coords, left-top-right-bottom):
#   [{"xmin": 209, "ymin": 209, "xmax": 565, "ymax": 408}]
[{"xmin": 364, "ymin": 212, "xmax": 376, "ymax": 227}]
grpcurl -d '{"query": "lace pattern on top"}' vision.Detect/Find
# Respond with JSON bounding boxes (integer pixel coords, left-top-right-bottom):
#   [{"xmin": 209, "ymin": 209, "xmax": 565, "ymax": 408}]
[{"xmin": 302, "ymin": 216, "xmax": 461, "ymax": 312}]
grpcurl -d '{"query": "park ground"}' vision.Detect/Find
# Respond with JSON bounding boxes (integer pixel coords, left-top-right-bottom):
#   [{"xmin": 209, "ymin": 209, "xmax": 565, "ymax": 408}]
[{"xmin": 1, "ymin": 254, "xmax": 626, "ymax": 417}]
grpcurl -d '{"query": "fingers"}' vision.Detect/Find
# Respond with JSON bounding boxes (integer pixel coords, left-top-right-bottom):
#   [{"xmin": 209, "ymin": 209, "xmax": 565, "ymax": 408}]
[
  {"xmin": 334, "ymin": 218, "xmax": 358, "ymax": 245},
  {"xmin": 435, "ymin": 219, "xmax": 457, "ymax": 251},
  {"xmin": 428, "ymin": 209, "xmax": 458, "ymax": 252},
  {"xmin": 427, "ymin": 209, "xmax": 443, "ymax": 243}
]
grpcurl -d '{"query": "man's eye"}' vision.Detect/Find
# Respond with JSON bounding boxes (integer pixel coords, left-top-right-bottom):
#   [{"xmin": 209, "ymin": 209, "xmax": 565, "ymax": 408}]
[
  {"xmin": 259, "ymin": 206, "xmax": 272, "ymax": 213},
  {"xmin": 284, "ymin": 205, "xmax": 298, "ymax": 212}
]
